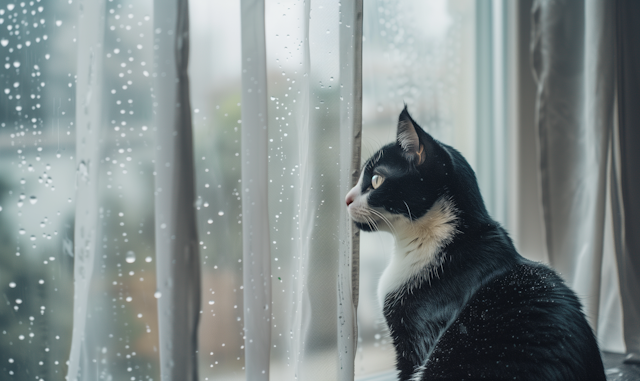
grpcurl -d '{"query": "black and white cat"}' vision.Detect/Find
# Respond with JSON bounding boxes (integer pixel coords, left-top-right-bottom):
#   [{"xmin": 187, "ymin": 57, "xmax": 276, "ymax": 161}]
[{"xmin": 345, "ymin": 107, "xmax": 606, "ymax": 381}]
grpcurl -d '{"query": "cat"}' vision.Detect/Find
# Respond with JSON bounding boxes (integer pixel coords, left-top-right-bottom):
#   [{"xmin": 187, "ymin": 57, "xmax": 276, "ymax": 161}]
[{"xmin": 345, "ymin": 107, "xmax": 606, "ymax": 381}]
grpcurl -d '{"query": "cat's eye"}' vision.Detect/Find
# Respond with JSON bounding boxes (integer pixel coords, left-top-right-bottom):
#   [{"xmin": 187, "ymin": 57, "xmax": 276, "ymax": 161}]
[{"xmin": 371, "ymin": 174, "xmax": 384, "ymax": 189}]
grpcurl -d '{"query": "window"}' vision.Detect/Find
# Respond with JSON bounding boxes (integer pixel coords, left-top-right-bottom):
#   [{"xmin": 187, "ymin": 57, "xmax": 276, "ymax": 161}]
[{"xmin": 0, "ymin": 1, "xmax": 503, "ymax": 380}]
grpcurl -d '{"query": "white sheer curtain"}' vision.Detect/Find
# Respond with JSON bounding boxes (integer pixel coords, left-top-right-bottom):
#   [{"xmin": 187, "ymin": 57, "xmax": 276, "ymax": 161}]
[
  {"xmin": 67, "ymin": 0, "xmax": 107, "ymax": 378},
  {"xmin": 65, "ymin": 0, "xmax": 364, "ymax": 380}
]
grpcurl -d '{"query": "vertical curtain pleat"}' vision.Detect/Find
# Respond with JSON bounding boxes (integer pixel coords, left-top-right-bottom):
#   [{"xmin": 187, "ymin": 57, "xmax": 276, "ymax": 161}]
[
  {"xmin": 153, "ymin": 0, "xmax": 201, "ymax": 379},
  {"xmin": 338, "ymin": 0, "xmax": 363, "ymax": 373},
  {"xmin": 491, "ymin": 0, "xmax": 508, "ymax": 227},
  {"xmin": 67, "ymin": 1, "xmax": 106, "ymax": 380},
  {"xmin": 614, "ymin": 0, "xmax": 640, "ymax": 358},
  {"xmin": 531, "ymin": 0, "xmax": 615, "ymax": 330},
  {"xmin": 240, "ymin": 0, "xmax": 272, "ymax": 379},
  {"xmin": 291, "ymin": 1, "xmax": 362, "ymax": 380}
]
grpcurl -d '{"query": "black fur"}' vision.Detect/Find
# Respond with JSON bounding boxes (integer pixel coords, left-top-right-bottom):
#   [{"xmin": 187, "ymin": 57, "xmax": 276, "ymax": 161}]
[{"xmin": 353, "ymin": 107, "xmax": 605, "ymax": 380}]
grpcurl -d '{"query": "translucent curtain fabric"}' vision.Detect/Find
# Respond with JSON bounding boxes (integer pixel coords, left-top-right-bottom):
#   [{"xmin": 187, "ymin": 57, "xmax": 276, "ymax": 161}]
[
  {"xmin": 67, "ymin": 0, "xmax": 202, "ymax": 379},
  {"xmin": 239, "ymin": 0, "xmax": 362, "ymax": 380},
  {"xmin": 153, "ymin": 0, "xmax": 201, "ymax": 379},
  {"xmin": 67, "ymin": 1, "xmax": 107, "ymax": 379},
  {"xmin": 531, "ymin": 0, "xmax": 624, "ymax": 350},
  {"xmin": 291, "ymin": 1, "xmax": 362, "ymax": 380},
  {"xmin": 240, "ymin": 0, "xmax": 272, "ymax": 378}
]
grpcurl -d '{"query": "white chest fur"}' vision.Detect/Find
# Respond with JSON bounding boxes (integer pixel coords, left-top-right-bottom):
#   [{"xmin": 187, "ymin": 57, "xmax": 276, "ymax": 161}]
[{"xmin": 377, "ymin": 197, "xmax": 458, "ymax": 307}]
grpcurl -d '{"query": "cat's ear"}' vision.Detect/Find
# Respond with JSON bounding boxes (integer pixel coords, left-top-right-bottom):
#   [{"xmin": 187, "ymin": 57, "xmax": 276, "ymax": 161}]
[{"xmin": 397, "ymin": 106, "xmax": 426, "ymax": 165}]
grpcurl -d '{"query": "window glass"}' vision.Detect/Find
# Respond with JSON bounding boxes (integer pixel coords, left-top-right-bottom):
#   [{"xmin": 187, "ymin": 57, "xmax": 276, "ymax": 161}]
[
  {"xmin": 1, "ymin": 0, "xmax": 161, "ymax": 380},
  {"xmin": 0, "ymin": 0, "xmax": 478, "ymax": 380}
]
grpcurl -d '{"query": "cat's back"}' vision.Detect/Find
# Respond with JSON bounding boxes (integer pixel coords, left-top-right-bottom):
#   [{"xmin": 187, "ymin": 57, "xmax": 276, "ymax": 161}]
[{"xmin": 421, "ymin": 262, "xmax": 606, "ymax": 381}]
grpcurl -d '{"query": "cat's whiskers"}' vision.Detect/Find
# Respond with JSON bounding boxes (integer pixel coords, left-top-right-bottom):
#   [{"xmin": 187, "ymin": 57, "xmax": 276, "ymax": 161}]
[
  {"xmin": 364, "ymin": 214, "xmax": 379, "ymax": 232},
  {"xmin": 366, "ymin": 207, "xmax": 398, "ymax": 236},
  {"xmin": 403, "ymin": 201, "xmax": 414, "ymax": 224}
]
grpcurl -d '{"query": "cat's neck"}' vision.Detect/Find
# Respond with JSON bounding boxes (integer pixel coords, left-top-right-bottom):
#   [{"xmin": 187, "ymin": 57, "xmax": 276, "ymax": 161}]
[{"xmin": 377, "ymin": 197, "xmax": 459, "ymax": 306}]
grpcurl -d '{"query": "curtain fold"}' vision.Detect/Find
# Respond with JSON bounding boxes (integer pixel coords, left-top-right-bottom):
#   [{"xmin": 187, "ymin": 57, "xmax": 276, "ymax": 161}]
[
  {"xmin": 289, "ymin": 1, "xmax": 362, "ymax": 380},
  {"xmin": 338, "ymin": 0, "xmax": 363, "ymax": 368},
  {"xmin": 153, "ymin": 0, "xmax": 201, "ymax": 379},
  {"xmin": 240, "ymin": 0, "xmax": 272, "ymax": 379},
  {"xmin": 531, "ymin": 0, "xmax": 640, "ymax": 356},
  {"xmin": 531, "ymin": 0, "xmax": 614, "ymax": 331},
  {"xmin": 67, "ymin": 1, "xmax": 107, "ymax": 379},
  {"xmin": 614, "ymin": 0, "xmax": 640, "ymax": 359}
]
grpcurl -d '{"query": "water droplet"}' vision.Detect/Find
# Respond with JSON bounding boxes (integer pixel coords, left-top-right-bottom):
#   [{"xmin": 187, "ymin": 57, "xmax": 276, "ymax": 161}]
[
  {"xmin": 125, "ymin": 251, "xmax": 136, "ymax": 263},
  {"xmin": 7, "ymin": 4, "xmax": 15, "ymax": 11},
  {"xmin": 18, "ymin": 228, "xmax": 25, "ymax": 235},
  {"xmin": 9, "ymin": 282, "xmax": 16, "ymax": 288},
  {"xmin": 0, "ymin": 39, "xmax": 8, "ymax": 47},
  {"xmin": 154, "ymin": 291, "xmax": 162, "ymax": 298},
  {"xmin": 55, "ymin": 20, "xmax": 62, "ymax": 26},
  {"xmin": 145, "ymin": 256, "xmax": 152, "ymax": 263},
  {"xmin": 30, "ymin": 235, "xmax": 36, "ymax": 241},
  {"xmin": 15, "ymin": 299, "xmax": 22, "ymax": 304},
  {"xmin": 218, "ymin": 211, "xmax": 224, "ymax": 216},
  {"xmin": 208, "ymin": 300, "xmax": 215, "ymax": 305},
  {"xmin": 29, "ymin": 196, "xmax": 37, "ymax": 205},
  {"xmin": 207, "ymin": 219, "xmax": 213, "ymax": 224},
  {"xmin": 126, "ymin": 296, "xmax": 132, "ymax": 302}
]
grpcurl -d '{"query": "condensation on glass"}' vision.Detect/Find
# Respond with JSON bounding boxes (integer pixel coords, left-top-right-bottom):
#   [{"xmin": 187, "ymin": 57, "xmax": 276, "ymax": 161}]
[
  {"xmin": 1, "ymin": 0, "xmax": 161, "ymax": 380},
  {"xmin": 0, "ymin": 0, "xmax": 478, "ymax": 380}
]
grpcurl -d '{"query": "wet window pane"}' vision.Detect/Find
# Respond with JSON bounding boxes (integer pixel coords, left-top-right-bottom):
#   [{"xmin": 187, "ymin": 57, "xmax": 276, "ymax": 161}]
[{"xmin": 0, "ymin": 0, "xmax": 479, "ymax": 380}]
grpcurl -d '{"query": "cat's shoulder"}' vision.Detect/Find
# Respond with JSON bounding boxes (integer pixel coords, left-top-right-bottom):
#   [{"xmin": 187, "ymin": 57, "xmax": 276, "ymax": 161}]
[
  {"xmin": 471, "ymin": 260, "xmax": 584, "ymax": 319},
  {"xmin": 421, "ymin": 260, "xmax": 605, "ymax": 380}
]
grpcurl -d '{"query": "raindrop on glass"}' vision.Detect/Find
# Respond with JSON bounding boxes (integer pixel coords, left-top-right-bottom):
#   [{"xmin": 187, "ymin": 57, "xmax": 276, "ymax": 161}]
[
  {"xmin": 218, "ymin": 211, "xmax": 224, "ymax": 216},
  {"xmin": 145, "ymin": 256, "xmax": 152, "ymax": 263},
  {"xmin": 125, "ymin": 251, "xmax": 136, "ymax": 263},
  {"xmin": 29, "ymin": 196, "xmax": 37, "ymax": 205},
  {"xmin": 154, "ymin": 291, "xmax": 162, "ymax": 299}
]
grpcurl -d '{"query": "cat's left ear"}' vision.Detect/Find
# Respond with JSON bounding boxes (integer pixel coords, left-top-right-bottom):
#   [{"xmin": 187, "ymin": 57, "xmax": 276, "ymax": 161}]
[{"xmin": 397, "ymin": 106, "xmax": 426, "ymax": 165}]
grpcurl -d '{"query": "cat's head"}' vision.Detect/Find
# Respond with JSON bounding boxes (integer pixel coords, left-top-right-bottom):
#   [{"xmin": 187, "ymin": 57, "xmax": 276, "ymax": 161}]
[{"xmin": 345, "ymin": 106, "xmax": 486, "ymax": 236}]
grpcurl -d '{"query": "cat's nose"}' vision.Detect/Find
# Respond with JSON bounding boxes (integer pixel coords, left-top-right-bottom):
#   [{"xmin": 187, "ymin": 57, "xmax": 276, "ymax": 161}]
[
  {"xmin": 345, "ymin": 192, "xmax": 355, "ymax": 207},
  {"xmin": 345, "ymin": 194, "xmax": 354, "ymax": 207}
]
